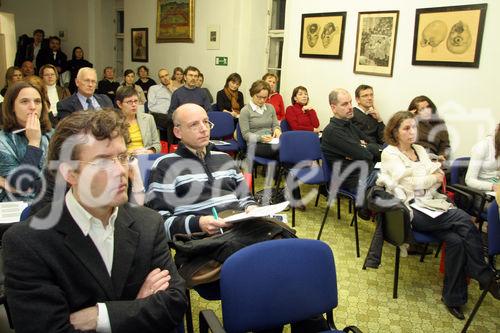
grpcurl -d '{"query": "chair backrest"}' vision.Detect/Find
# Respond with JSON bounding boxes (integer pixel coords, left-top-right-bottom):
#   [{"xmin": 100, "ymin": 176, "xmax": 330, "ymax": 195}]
[
  {"xmin": 235, "ymin": 123, "xmax": 247, "ymax": 152},
  {"xmin": 207, "ymin": 111, "xmax": 235, "ymax": 138},
  {"xmin": 450, "ymin": 157, "xmax": 470, "ymax": 185},
  {"xmin": 220, "ymin": 239, "xmax": 338, "ymax": 333},
  {"xmin": 280, "ymin": 119, "xmax": 290, "ymax": 132},
  {"xmin": 487, "ymin": 200, "xmax": 500, "ymax": 256},
  {"xmin": 135, "ymin": 153, "xmax": 164, "ymax": 187},
  {"xmin": 211, "ymin": 103, "xmax": 220, "ymax": 112},
  {"xmin": 279, "ymin": 131, "xmax": 322, "ymax": 165}
]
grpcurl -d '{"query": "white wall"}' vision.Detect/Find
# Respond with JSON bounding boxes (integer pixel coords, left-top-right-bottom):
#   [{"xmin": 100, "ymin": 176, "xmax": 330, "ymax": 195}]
[
  {"xmin": 0, "ymin": 0, "xmax": 116, "ymax": 75},
  {"xmin": 123, "ymin": 0, "xmax": 268, "ymax": 100},
  {"xmin": 281, "ymin": 0, "xmax": 499, "ymax": 158},
  {"xmin": 0, "ymin": 12, "xmax": 17, "ymax": 87}
]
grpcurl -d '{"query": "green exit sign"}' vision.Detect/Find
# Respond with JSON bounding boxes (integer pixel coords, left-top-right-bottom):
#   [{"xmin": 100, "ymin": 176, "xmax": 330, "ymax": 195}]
[{"xmin": 215, "ymin": 56, "xmax": 228, "ymax": 66}]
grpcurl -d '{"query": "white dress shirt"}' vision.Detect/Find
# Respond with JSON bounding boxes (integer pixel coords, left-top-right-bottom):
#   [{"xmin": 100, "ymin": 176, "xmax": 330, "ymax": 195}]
[
  {"xmin": 65, "ymin": 189, "xmax": 118, "ymax": 332},
  {"xmin": 147, "ymin": 84, "xmax": 172, "ymax": 114},
  {"xmin": 47, "ymin": 84, "xmax": 59, "ymax": 116},
  {"xmin": 249, "ymin": 100, "xmax": 267, "ymax": 115}
]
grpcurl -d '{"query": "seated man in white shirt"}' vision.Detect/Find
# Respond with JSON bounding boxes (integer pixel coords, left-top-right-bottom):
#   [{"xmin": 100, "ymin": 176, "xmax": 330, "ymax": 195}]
[
  {"xmin": 2, "ymin": 109, "xmax": 187, "ymax": 332},
  {"xmin": 147, "ymin": 68, "xmax": 173, "ymax": 140}
]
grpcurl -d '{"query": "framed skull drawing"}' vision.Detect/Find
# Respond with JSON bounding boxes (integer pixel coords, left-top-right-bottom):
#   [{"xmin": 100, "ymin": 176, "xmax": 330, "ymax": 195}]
[
  {"xmin": 353, "ymin": 11, "xmax": 399, "ymax": 77},
  {"xmin": 412, "ymin": 4, "xmax": 487, "ymax": 68},
  {"xmin": 299, "ymin": 12, "xmax": 346, "ymax": 59}
]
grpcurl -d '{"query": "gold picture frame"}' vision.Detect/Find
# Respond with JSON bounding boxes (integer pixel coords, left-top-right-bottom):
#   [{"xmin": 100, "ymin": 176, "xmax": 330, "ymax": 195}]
[
  {"xmin": 131, "ymin": 28, "xmax": 148, "ymax": 62},
  {"xmin": 353, "ymin": 10, "xmax": 399, "ymax": 77},
  {"xmin": 299, "ymin": 12, "xmax": 346, "ymax": 59},
  {"xmin": 156, "ymin": 0, "xmax": 195, "ymax": 43},
  {"xmin": 412, "ymin": 4, "xmax": 487, "ymax": 68}
]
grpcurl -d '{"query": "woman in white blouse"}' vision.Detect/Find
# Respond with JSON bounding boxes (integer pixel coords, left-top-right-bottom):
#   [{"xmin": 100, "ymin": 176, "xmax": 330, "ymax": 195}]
[
  {"xmin": 465, "ymin": 123, "xmax": 499, "ymax": 192},
  {"xmin": 377, "ymin": 111, "xmax": 499, "ymax": 320}
]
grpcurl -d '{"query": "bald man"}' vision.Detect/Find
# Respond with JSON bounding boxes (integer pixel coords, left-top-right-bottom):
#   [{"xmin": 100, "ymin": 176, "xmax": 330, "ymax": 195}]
[
  {"xmin": 321, "ymin": 88, "xmax": 380, "ymax": 194},
  {"xmin": 146, "ymin": 103, "xmax": 258, "ymax": 240},
  {"xmin": 57, "ymin": 67, "xmax": 113, "ymax": 120}
]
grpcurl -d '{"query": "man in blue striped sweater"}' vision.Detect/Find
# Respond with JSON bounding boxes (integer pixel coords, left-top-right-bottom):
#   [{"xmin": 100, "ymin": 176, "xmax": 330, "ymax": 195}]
[{"xmin": 146, "ymin": 103, "xmax": 257, "ymax": 240}]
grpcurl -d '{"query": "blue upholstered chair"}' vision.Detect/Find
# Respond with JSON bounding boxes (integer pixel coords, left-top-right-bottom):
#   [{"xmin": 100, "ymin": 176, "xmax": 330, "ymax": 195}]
[{"xmin": 199, "ymin": 239, "xmax": 363, "ymax": 333}]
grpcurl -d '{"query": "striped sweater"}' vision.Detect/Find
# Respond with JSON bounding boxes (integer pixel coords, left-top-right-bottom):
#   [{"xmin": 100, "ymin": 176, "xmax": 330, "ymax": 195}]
[{"xmin": 145, "ymin": 143, "xmax": 256, "ymax": 240}]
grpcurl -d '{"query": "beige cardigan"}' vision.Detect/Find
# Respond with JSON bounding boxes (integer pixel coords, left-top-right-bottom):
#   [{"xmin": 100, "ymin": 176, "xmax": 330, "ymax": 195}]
[{"xmin": 376, "ymin": 144, "xmax": 450, "ymax": 216}]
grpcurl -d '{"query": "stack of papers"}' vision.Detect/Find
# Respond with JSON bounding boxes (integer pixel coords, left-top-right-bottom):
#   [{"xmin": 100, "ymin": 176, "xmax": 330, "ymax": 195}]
[
  {"xmin": 0, "ymin": 201, "xmax": 28, "ymax": 223},
  {"xmin": 224, "ymin": 201, "xmax": 289, "ymax": 223}
]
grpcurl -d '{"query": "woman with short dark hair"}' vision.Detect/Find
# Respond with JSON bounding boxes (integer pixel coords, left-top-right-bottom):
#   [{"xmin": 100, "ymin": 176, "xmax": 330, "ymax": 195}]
[
  {"xmin": 135, "ymin": 65, "xmax": 156, "ymax": 98},
  {"xmin": 408, "ymin": 95, "xmax": 450, "ymax": 162},
  {"xmin": 67, "ymin": 46, "xmax": 93, "ymax": 94}
]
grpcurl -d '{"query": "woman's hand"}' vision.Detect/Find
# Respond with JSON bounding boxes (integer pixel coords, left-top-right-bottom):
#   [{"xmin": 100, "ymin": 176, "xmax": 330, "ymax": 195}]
[
  {"xmin": 432, "ymin": 170, "xmax": 444, "ymax": 183},
  {"xmin": 302, "ymin": 105, "xmax": 313, "ymax": 112},
  {"xmin": 25, "ymin": 112, "xmax": 42, "ymax": 147},
  {"xmin": 273, "ymin": 128, "xmax": 281, "ymax": 138},
  {"xmin": 437, "ymin": 155, "xmax": 446, "ymax": 162},
  {"xmin": 313, "ymin": 128, "xmax": 320, "ymax": 133},
  {"xmin": 128, "ymin": 157, "xmax": 145, "ymax": 205},
  {"xmin": 261, "ymin": 135, "xmax": 273, "ymax": 143}
]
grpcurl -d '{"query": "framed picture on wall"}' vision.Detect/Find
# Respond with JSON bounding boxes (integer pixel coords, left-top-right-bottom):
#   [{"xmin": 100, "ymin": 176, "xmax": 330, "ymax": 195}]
[
  {"xmin": 412, "ymin": 4, "xmax": 487, "ymax": 68},
  {"xmin": 131, "ymin": 28, "xmax": 148, "ymax": 62},
  {"xmin": 156, "ymin": 0, "xmax": 195, "ymax": 43},
  {"xmin": 299, "ymin": 12, "xmax": 346, "ymax": 59},
  {"xmin": 353, "ymin": 10, "xmax": 399, "ymax": 77}
]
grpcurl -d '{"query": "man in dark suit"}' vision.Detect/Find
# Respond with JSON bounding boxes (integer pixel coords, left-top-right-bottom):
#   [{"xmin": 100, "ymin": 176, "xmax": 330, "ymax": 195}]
[
  {"xmin": 2, "ymin": 109, "xmax": 187, "ymax": 332},
  {"xmin": 35, "ymin": 36, "xmax": 68, "ymax": 74},
  {"xmin": 57, "ymin": 67, "xmax": 113, "ymax": 120},
  {"xmin": 351, "ymin": 84, "xmax": 385, "ymax": 147}
]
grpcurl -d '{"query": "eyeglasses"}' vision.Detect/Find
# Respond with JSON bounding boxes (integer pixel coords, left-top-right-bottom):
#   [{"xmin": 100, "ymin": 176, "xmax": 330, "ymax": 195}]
[
  {"xmin": 82, "ymin": 79, "xmax": 97, "ymax": 85},
  {"xmin": 80, "ymin": 153, "xmax": 135, "ymax": 170},
  {"xmin": 124, "ymin": 99, "xmax": 139, "ymax": 105},
  {"xmin": 176, "ymin": 119, "xmax": 214, "ymax": 132},
  {"xmin": 254, "ymin": 94, "xmax": 268, "ymax": 100}
]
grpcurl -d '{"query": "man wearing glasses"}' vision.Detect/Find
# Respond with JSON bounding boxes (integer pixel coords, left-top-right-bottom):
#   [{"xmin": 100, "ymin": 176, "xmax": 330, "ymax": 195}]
[
  {"xmin": 146, "ymin": 103, "xmax": 258, "ymax": 240},
  {"xmin": 57, "ymin": 67, "xmax": 113, "ymax": 120},
  {"xmin": 2, "ymin": 109, "xmax": 187, "ymax": 332}
]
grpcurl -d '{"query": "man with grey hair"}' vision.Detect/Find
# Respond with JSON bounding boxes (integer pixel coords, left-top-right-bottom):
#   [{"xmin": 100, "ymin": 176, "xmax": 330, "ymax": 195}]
[
  {"xmin": 57, "ymin": 67, "xmax": 113, "ymax": 119},
  {"xmin": 321, "ymin": 88, "xmax": 380, "ymax": 194}
]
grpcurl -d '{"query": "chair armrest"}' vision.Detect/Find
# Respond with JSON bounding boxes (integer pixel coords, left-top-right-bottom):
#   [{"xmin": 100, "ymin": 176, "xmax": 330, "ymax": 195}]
[
  {"xmin": 446, "ymin": 185, "xmax": 474, "ymax": 213},
  {"xmin": 343, "ymin": 326, "xmax": 364, "ymax": 333},
  {"xmin": 199, "ymin": 309, "xmax": 225, "ymax": 333},
  {"xmin": 447, "ymin": 184, "xmax": 492, "ymax": 216}
]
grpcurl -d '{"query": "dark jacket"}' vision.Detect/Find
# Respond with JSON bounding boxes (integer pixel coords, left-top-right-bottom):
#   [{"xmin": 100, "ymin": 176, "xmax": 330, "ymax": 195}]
[
  {"xmin": 3, "ymin": 202, "xmax": 187, "ymax": 332},
  {"xmin": 56, "ymin": 93, "xmax": 114, "ymax": 120},
  {"xmin": 352, "ymin": 107, "xmax": 385, "ymax": 145}
]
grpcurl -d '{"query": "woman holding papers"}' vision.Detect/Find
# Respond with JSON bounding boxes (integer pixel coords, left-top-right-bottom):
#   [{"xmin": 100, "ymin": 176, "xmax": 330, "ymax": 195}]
[
  {"xmin": 376, "ymin": 111, "xmax": 500, "ymax": 320},
  {"xmin": 239, "ymin": 80, "xmax": 281, "ymax": 159},
  {"xmin": 0, "ymin": 81, "xmax": 53, "ymax": 202}
]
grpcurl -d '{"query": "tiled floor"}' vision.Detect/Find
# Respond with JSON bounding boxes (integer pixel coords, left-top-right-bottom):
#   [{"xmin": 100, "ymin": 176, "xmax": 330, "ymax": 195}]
[{"xmin": 188, "ymin": 184, "xmax": 500, "ymax": 333}]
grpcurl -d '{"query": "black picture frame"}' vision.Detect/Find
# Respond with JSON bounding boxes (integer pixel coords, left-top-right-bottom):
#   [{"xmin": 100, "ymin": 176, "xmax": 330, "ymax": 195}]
[
  {"xmin": 299, "ymin": 11, "xmax": 347, "ymax": 59},
  {"xmin": 412, "ymin": 3, "xmax": 487, "ymax": 68},
  {"xmin": 353, "ymin": 10, "xmax": 399, "ymax": 77},
  {"xmin": 131, "ymin": 28, "xmax": 148, "ymax": 62}
]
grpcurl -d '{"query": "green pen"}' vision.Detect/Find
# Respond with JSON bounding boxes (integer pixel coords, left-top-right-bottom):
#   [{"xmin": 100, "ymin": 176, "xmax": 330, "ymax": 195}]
[{"xmin": 211, "ymin": 207, "xmax": 223, "ymax": 234}]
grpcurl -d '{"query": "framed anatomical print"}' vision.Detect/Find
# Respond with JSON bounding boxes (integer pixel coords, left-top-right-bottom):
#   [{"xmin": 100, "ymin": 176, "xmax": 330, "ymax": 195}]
[
  {"xmin": 299, "ymin": 12, "xmax": 347, "ymax": 59},
  {"xmin": 412, "ymin": 4, "xmax": 487, "ymax": 68},
  {"xmin": 353, "ymin": 11, "xmax": 399, "ymax": 77}
]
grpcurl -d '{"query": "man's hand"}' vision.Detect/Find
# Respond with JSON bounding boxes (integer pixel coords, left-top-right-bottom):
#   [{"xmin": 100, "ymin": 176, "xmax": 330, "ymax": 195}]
[
  {"xmin": 199, "ymin": 216, "xmax": 231, "ymax": 234},
  {"xmin": 367, "ymin": 107, "xmax": 382, "ymax": 122},
  {"xmin": 136, "ymin": 268, "xmax": 171, "ymax": 299},
  {"xmin": 70, "ymin": 306, "xmax": 98, "ymax": 331}
]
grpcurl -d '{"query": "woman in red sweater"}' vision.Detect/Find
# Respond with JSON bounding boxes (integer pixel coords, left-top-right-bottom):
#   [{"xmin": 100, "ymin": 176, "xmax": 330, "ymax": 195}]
[
  {"xmin": 285, "ymin": 86, "xmax": 320, "ymax": 132},
  {"xmin": 262, "ymin": 73, "xmax": 285, "ymax": 121}
]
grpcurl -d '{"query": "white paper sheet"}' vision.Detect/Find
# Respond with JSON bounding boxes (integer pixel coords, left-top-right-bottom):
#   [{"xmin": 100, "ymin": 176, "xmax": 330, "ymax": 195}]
[
  {"xmin": 410, "ymin": 202, "xmax": 445, "ymax": 219},
  {"xmin": 224, "ymin": 201, "xmax": 290, "ymax": 223},
  {"xmin": 0, "ymin": 201, "xmax": 28, "ymax": 223},
  {"xmin": 210, "ymin": 140, "xmax": 230, "ymax": 146}
]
